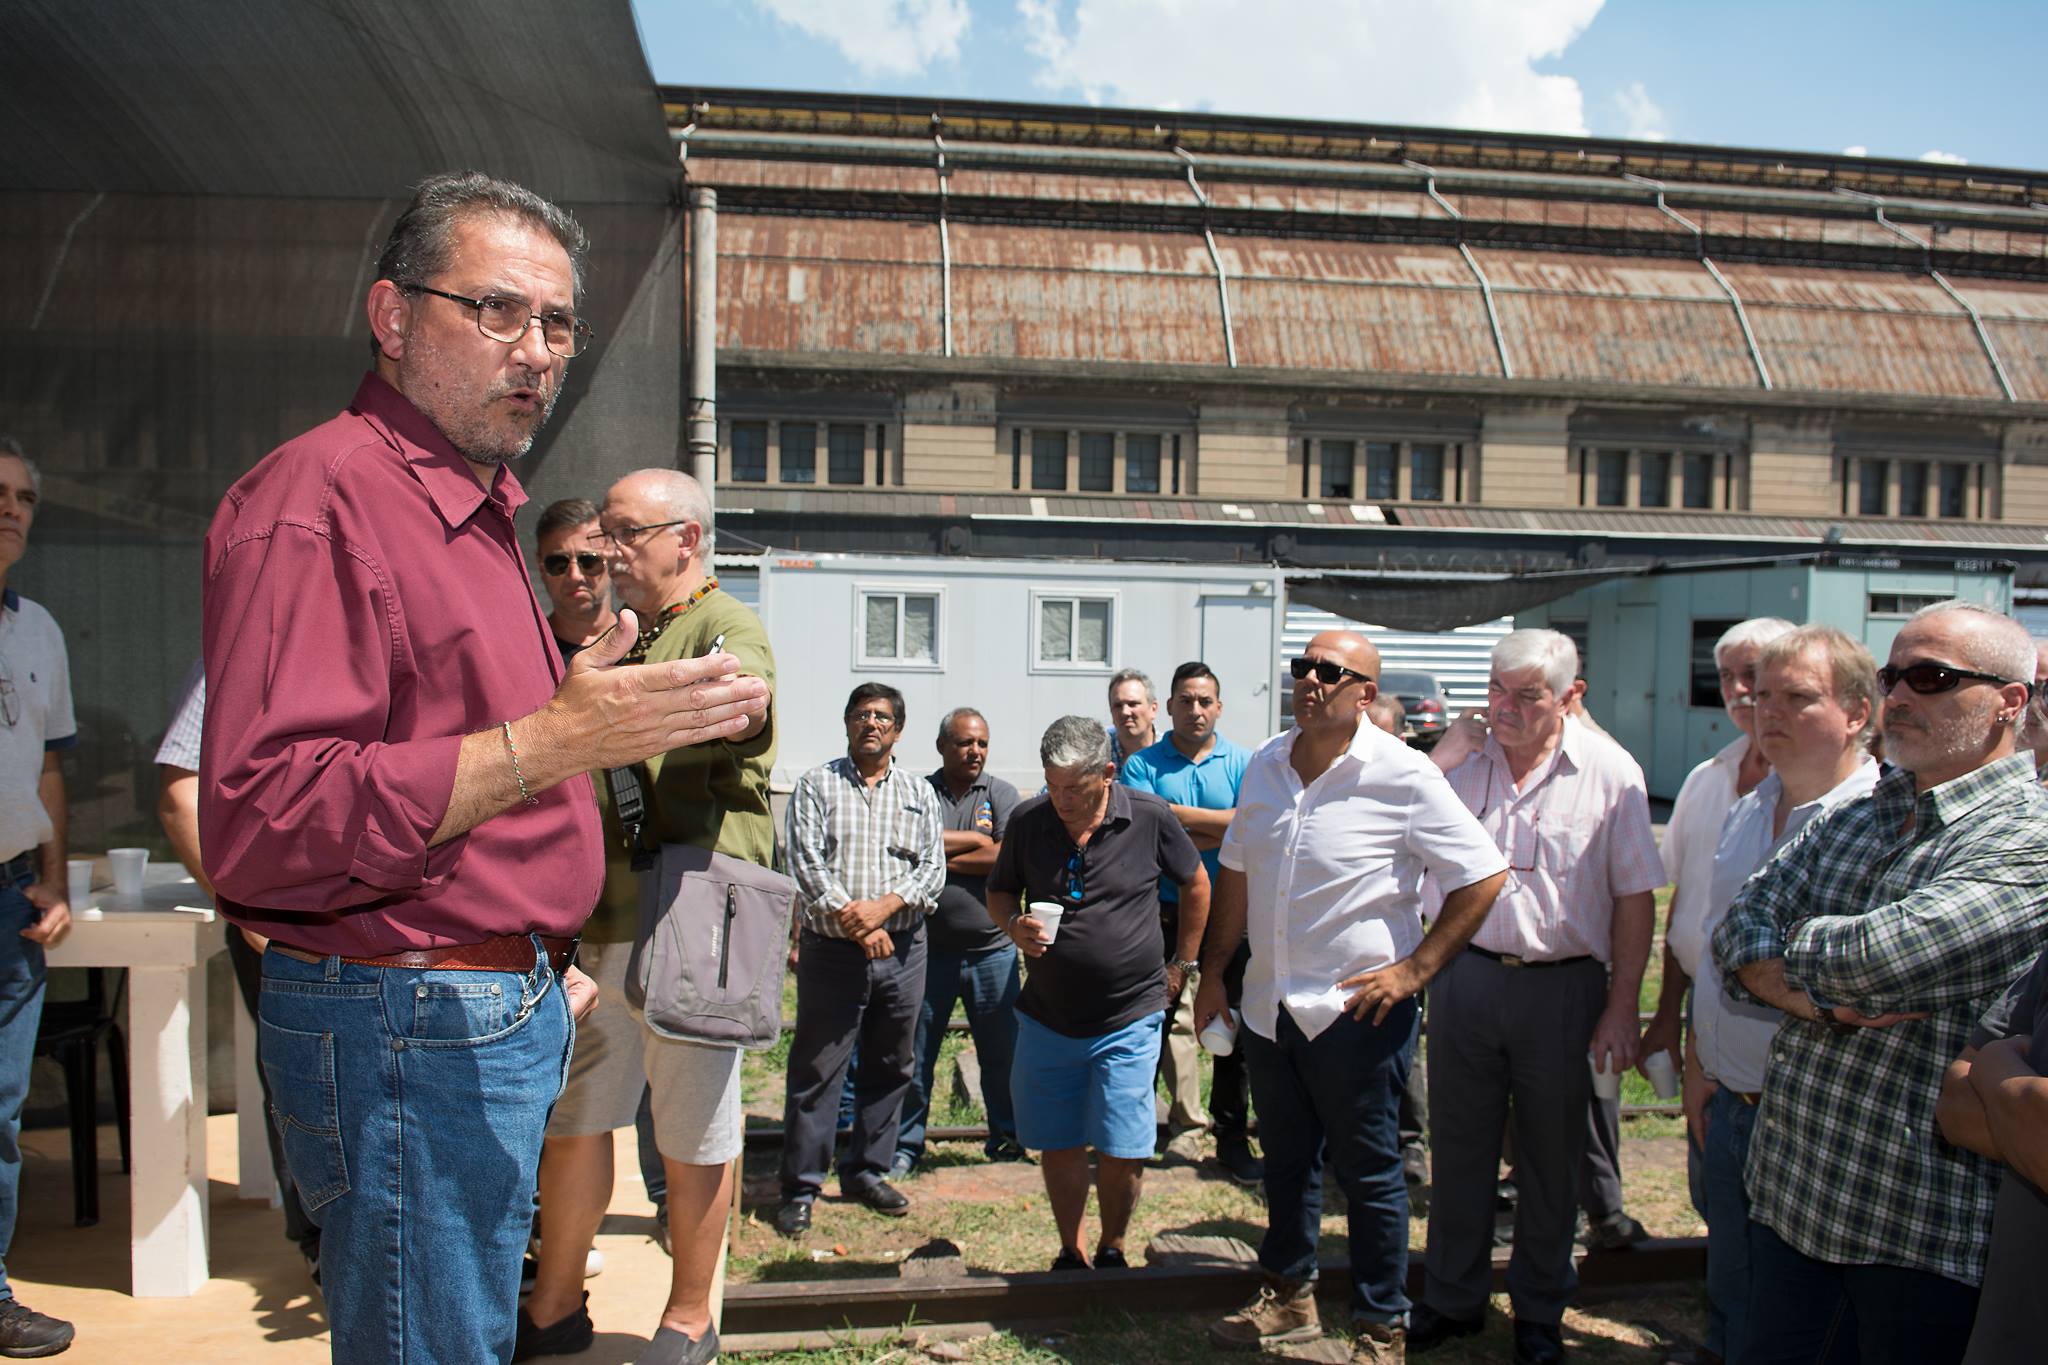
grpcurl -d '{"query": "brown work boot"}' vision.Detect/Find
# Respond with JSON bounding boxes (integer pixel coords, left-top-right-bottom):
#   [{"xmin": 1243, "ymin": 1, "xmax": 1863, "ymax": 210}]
[
  {"xmin": 1351, "ymin": 1319, "xmax": 1406, "ymax": 1364},
  {"xmin": 1208, "ymin": 1275, "xmax": 1322, "ymax": 1350}
]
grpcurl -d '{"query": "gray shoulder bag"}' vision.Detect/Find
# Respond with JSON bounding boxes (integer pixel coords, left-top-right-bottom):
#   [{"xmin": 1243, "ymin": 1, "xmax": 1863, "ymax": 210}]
[{"xmin": 613, "ymin": 765, "xmax": 797, "ymax": 1051}]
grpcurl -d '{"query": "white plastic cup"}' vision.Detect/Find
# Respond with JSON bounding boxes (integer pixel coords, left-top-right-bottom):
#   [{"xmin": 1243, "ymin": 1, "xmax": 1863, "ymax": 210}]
[
  {"xmin": 1027, "ymin": 900, "xmax": 1065, "ymax": 945},
  {"xmin": 1199, "ymin": 1008, "xmax": 1239, "ymax": 1056},
  {"xmin": 66, "ymin": 858, "xmax": 93, "ymax": 907},
  {"xmin": 1641, "ymin": 1048, "xmax": 1681, "ymax": 1100},
  {"xmin": 1589, "ymin": 1052, "xmax": 1623, "ymax": 1101},
  {"xmin": 109, "ymin": 847, "xmax": 149, "ymax": 898}
]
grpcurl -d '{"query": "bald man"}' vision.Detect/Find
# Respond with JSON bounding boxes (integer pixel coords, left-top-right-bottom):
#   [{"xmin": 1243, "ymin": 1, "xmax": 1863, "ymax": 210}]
[{"xmin": 1198, "ymin": 631, "xmax": 1507, "ymax": 1359}]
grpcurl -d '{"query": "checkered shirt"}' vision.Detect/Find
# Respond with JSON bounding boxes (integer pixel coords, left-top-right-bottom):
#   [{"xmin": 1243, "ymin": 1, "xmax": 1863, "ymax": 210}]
[
  {"xmin": 1712, "ymin": 751, "xmax": 2048, "ymax": 1285},
  {"xmin": 785, "ymin": 756, "xmax": 946, "ymax": 938}
]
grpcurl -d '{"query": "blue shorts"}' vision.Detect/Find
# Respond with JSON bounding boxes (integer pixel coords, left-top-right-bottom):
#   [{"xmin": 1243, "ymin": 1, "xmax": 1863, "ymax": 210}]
[{"xmin": 1010, "ymin": 1010, "xmax": 1165, "ymax": 1159}]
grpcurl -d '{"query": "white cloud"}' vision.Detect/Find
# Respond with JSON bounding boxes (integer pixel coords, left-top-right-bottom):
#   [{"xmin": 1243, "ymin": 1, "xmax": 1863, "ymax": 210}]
[
  {"xmin": 751, "ymin": 0, "xmax": 969, "ymax": 78},
  {"xmin": 1016, "ymin": 0, "xmax": 1606, "ymax": 135},
  {"xmin": 1611, "ymin": 80, "xmax": 1668, "ymax": 142},
  {"xmin": 1842, "ymin": 145, "xmax": 1868, "ymax": 157},
  {"xmin": 1919, "ymin": 149, "xmax": 1968, "ymax": 165}
]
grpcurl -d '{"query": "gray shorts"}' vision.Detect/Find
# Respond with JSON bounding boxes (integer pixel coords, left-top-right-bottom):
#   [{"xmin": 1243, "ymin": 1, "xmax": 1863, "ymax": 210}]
[
  {"xmin": 642, "ymin": 1024, "xmax": 744, "ymax": 1167},
  {"xmin": 546, "ymin": 938, "xmax": 647, "ymax": 1138}
]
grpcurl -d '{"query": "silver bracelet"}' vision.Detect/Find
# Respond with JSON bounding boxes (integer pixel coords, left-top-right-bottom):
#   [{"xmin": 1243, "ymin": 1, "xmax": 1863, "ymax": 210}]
[{"xmin": 502, "ymin": 720, "xmax": 538, "ymax": 806}]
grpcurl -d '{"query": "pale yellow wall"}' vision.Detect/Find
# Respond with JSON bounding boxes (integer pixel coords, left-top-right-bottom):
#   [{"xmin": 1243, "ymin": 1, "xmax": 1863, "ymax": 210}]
[
  {"xmin": 900, "ymin": 421, "xmax": 999, "ymax": 490},
  {"xmin": 1477, "ymin": 408, "xmax": 1571, "ymax": 507},
  {"xmin": 1748, "ymin": 421, "xmax": 1838, "ymax": 515},
  {"xmin": 2002, "ymin": 465, "xmax": 2048, "ymax": 521},
  {"xmin": 1193, "ymin": 406, "xmax": 1291, "ymax": 498}
]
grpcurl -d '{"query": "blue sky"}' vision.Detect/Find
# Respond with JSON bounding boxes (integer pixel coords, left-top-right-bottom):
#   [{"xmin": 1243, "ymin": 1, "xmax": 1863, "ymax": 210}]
[{"xmin": 633, "ymin": 0, "xmax": 2045, "ymax": 170}]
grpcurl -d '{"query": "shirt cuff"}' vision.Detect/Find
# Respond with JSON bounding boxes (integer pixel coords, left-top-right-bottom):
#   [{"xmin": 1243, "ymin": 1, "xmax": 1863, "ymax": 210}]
[{"xmin": 345, "ymin": 733, "xmax": 463, "ymax": 892}]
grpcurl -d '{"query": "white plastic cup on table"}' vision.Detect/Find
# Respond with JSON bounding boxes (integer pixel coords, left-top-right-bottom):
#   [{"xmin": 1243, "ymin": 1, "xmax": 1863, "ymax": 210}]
[
  {"xmin": 1027, "ymin": 900, "xmax": 1065, "ymax": 945},
  {"xmin": 66, "ymin": 858, "xmax": 93, "ymax": 908},
  {"xmin": 1640, "ymin": 1048, "xmax": 1681, "ymax": 1100},
  {"xmin": 1199, "ymin": 1007, "xmax": 1239, "ymax": 1056},
  {"xmin": 108, "ymin": 847, "xmax": 150, "ymax": 898},
  {"xmin": 1589, "ymin": 1052, "xmax": 1623, "ymax": 1101}
]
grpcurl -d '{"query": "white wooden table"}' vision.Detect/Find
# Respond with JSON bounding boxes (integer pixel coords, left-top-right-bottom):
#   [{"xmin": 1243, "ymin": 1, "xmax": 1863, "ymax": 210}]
[{"xmin": 43, "ymin": 864, "xmax": 245, "ymax": 1297}]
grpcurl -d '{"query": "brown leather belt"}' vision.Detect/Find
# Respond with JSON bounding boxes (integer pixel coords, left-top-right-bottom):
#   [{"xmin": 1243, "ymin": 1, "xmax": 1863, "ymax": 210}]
[
  {"xmin": 1732, "ymin": 1090, "xmax": 1762, "ymax": 1107},
  {"xmin": 1466, "ymin": 945, "xmax": 1594, "ymax": 970},
  {"xmin": 273, "ymin": 934, "xmax": 577, "ymax": 975}
]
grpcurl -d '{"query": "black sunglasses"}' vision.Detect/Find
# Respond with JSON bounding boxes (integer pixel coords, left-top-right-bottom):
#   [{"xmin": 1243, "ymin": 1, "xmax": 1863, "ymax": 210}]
[
  {"xmin": 1877, "ymin": 661, "xmax": 2020, "ymax": 695},
  {"xmin": 1290, "ymin": 656, "xmax": 1374, "ymax": 687},
  {"xmin": 541, "ymin": 552, "xmax": 606, "ymax": 577}
]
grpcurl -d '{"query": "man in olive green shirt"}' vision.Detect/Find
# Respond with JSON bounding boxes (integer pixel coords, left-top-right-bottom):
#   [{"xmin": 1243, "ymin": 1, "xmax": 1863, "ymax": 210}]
[{"xmin": 523, "ymin": 468, "xmax": 774, "ymax": 1365}]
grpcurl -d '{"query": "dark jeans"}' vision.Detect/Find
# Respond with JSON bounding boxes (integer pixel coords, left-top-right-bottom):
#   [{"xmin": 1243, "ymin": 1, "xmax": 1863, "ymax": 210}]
[
  {"xmin": 1157, "ymin": 926, "xmax": 1252, "ymax": 1142},
  {"xmin": 1746, "ymin": 1219, "xmax": 1980, "ymax": 1365},
  {"xmin": 898, "ymin": 941, "xmax": 1020, "ymax": 1164},
  {"xmin": 780, "ymin": 927, "xmax": 926, "ymax": 1202},
  {"xmin": 225, "ymin": 929, "xmax": 318, "ymax": 1256},
  {"xmin": 0, "ymin": 876, "xmax": 43, "ymax": 1302},
  {"xmin": 1243, "ymin": 998, "xmax": 1417, "ymax": 1325},
  {"xmin": 1697, "ymin": 1086, "xmax": 1759, "ymax": 1363}
]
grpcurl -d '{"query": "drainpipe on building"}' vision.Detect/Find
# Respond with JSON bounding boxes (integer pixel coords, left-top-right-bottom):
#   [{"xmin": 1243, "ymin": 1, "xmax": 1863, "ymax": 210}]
[{"xmin": 688, "ymin": 186, "xmax": 719, "ymax": 508}]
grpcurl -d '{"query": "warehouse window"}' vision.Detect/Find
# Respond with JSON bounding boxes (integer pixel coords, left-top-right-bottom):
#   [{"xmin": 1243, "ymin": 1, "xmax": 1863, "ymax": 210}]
[
  {"xmin": 1364, "ymin": 443, "xmax": 1399, "ymax": 500},
  {"xmin": 1681, "ymin": 453, "xmax": 1714, "ymax": 509},
  {"xmin": 1319, "ymin": 440, "xmax": 1355, "ymax": 499},
  {"xmin": 1410, "ymin": 444, "xmax": 1446, "ymax": 502},
  {"xmin": 858, "ymin": 588, "xmax": 942, "ymax": 668},
  {"xmin": 1857, "ymin": 459, "xmax": 1889, "ymax": 516},
  {"xmin": 1595, "ymin": 451, "xmax": 1629, "ymax": 507},
  {"xmin": 1032, "ymin": 432, "xmax": 1069, "ymax": 491},
  {"xmin": 1868, "ymin": 592, "xmax": 1949, "ymax": 618},
  {"xmin": 730, "ymin": 422, "xmax": 768, "ymax": 483},
  {"xmin": 1897, "ymin": 460, "xmax": 1928, "ymax": 518},
  {"xmin": 1640, "ymin": 453, "xmax": 1670, "ymax": 508},
  {"xmin": 827, "ymin": 424, "xmax": 865, "ymax": 485},
  {"xmin": 1126, "ymin": 434, "xmax": 1162, "ymax": 494},
  {"xmin": 1079, "ymin": 432, "xmax": 1115, "ymax": 492},
  {"xmin": 1938, "ymin": 463, "xmax": 1969, "ymax": 518},
  {"xmin": 1033, "ymin": 592, "xmax": 1115, "ymax": 670},
  {"xmin": 780, "ymin": 423, "xmax": 817, "ymax": 484}
]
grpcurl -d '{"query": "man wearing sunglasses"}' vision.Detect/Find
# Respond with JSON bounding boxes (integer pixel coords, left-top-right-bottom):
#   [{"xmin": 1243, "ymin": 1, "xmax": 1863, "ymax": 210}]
[
  {"xmin": 1198, "ymin": 632, "xmax": 1505, "ymax": 1362},
  {"xmin": 1412, "ymin": 630, "xmax": 1665, "ymax": 1365},
  {"xmin": 200, "ymin": 174, "xmax": 768, "ymax": 1365},
  {"xmin": 1713, "ymin": 601, "xmax": 2048, "ymax": 1365},
  {"xmin": 534, "ymin": 497, "xmax": 616, "ymax": 663}
]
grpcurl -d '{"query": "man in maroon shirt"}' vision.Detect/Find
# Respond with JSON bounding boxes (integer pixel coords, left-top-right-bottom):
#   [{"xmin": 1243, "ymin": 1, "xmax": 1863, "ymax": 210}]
[{"xmin": 200, "ymin": 172, "xmax": 767, "ymax": 1365}]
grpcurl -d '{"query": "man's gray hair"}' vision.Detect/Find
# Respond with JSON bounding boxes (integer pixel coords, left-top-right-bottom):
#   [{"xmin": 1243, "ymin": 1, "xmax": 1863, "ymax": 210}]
[
  {"xmin": 1492, "ymin": 629, "xmax": 1579, "ymax": 696},
  {"xmin": 377, "ymin": 171, "xmax": 590, "ymax": 301},
  {"xmin": 1908, "ymin": 599, "xmax": 2036, "ymax": 683},
  {"xmin": 1107, "ymin": 668, "xmax": 1155, "ymax": 704},
  {"xmin": 619, "ymin": 468, "xmax": 714, "ymax": 556},
  {"xmin": 0, "ymin": 438, "xmax": 36, "ymax": 497},
  {"xmin": 1041, "ymin": 715, "xmax": 1113, "ymax": 772},
  {"xmin": 1716, "ymin": 617, "xmax": 1797, "ymax": 666},
  {"xmin": 938, "ymin": 707, "xmax": 986, "ymax": 742}
]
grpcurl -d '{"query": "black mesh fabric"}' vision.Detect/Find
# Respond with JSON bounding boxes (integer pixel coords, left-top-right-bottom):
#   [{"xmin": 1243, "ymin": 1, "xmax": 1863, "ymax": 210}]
[{"xmin": 1288, "ymin": 568, "xmax": 1645, "ymax": 633}]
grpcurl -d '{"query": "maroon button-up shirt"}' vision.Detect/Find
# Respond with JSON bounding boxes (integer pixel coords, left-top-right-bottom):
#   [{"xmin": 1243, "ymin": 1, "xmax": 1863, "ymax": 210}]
[{"xmin": 199, "ymin": 373, "xmax": 603, "ymax": 954}]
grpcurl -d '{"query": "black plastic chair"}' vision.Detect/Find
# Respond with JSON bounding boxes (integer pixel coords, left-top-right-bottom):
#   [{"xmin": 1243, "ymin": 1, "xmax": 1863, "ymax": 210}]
[{"xmin": 32, "ymin": 967, "xmax": 130, "ymax": 1227}]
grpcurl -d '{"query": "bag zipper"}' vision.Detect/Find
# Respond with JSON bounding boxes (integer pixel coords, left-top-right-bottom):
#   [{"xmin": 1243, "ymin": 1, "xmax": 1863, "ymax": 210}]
[{"xmin": 718, "ymin": 884, "xmax": 737, "ymax": 989}]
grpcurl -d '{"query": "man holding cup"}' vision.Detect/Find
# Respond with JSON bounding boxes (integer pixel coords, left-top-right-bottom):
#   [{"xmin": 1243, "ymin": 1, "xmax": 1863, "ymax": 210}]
[
  {"xmin": 987, "ymin": 716, "xmax": 1208, "ymax": 1271},
  {"xmin": 1411, "ymin": 630, "xmax": 1664, "ymax": 1364},
  {"xmin": 1198, "ymin": 631, "xmax": 1505, "ymax": 1361}
]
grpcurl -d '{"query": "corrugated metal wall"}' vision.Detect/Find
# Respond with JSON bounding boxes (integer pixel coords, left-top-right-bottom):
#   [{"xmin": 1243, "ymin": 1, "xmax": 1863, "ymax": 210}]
[{"xmin": 1282, "ymin": 602, "xmax": 1511, "ymax": 722}]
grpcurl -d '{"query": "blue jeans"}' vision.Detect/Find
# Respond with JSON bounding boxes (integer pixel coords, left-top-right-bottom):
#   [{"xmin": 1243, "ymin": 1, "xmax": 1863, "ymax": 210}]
[
  {"xmin": 260, "ymin": 940, "xmax": 573, "ymax": 1363},
  {"xmin": 1745, "ymin": 1219, "xmax": 1980, "ymax": 1365},
  {"xmin": 1244, "ymin": 998, "xmax": 1418, "ymax": 1325},
  {"xmin": 0, "ymin": 877, "xmax": 45, "ymax": 1303},
  {"xmin": 1699, "ymin": 1087, "xmax": 1759, "ymax": 1362},
  {"xmin": 897, "ymin": 942, "xmax": 1020, "ymax": 1165}
]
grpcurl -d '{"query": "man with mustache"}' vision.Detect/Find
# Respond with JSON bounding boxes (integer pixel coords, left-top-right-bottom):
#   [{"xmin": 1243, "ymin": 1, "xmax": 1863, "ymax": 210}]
[
  {"xmin": 1714, "ymin": 601, "xmax": 2048, "ymax": 1365},
  {"xmin": 200, "ymin": 172, "xmax": 767, "ymax": 1363}
]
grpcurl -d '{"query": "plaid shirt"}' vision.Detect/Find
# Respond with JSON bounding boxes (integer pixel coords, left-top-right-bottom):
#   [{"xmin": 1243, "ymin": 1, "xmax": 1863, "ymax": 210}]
[
  {"xmin": 784, "ymin": 756, "xmax": 946, "ymax": 938},
  {"xmin": 1712, "ymin": 752, "xmax": 2048, "ymax": 1285}
]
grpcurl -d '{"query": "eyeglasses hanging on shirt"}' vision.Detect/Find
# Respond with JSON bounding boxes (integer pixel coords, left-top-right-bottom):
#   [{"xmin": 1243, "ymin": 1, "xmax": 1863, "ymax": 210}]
[{"xmin": 1480, "ymin": 791, "xmax": 1541, "ymax": 873}]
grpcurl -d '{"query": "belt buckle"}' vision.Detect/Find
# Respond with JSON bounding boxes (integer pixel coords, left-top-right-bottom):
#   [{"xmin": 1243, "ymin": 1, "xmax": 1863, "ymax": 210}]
[{"xmin": 1501, "ymin": 953, "xmax": 1526, "ymax": 968}]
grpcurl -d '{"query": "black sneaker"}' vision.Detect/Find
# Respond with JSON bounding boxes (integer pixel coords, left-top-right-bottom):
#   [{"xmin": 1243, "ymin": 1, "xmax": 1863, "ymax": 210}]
[
  {"xmin": 772, "ymin": 1199, "xmax": 813, "ymax": 1239},
  {"xmin": 985, "ymin": 1137, "xmax": 1029, "ymax": 1163},
  {"xmin": 1406, "ymin": 1303, "xmax": 1484, "ymax": 1353},
  {"xmin": 637, "ymin": 1324, "xmax": 719, "ymax": 1365},
  {"xmin": 1050, "ymin": 1248, "xmax": 1089, "ymax": 1271},
  {"xmin": 512, "ymin": 1291, "xmax": 594, "ymax": 1361},
  {"xmin": 1216, "ymin": 1142, "xmax": 1265, "ymax": 1188},
  {"xmin": 0, "ymin": 1299, "xmax": 73, "ymax": 1358},
  {"xmin": 1094, "ymin": 1246, "xmax": 1129, "ymax": 1269}
]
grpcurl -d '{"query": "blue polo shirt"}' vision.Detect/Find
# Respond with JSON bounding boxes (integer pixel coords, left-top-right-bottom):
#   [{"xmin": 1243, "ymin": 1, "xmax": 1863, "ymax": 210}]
[{"xmin": 1119, "ymin": 732, "xmax": 1250, "ymax": 904}]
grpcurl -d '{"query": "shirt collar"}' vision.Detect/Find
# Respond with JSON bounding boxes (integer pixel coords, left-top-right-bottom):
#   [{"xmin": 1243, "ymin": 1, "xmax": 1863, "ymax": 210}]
[
  {"xmin": 1480, "ymin": 714, "xmax": 1583, "ymax": 786},
  {"xmin": 0, "ymin": 588, "xmax": 17, "ymax": 612},
  {"xmin": 1759, "ymin": 757, "xmax": 1881, "ymax": 818},
  {"xmin": 1102, "ymin": 781, "xmax": 1133, "ymax": 827},
  {"xmin": 1712, "ymin": 733, "xmax": 1751, "ymax": 772},
  {"xmin": 928, "ymin": 767, "xmax": 985, "ymax": 798},
  {"xmin": 349, "ymin": 372, "xmax": 529, "ymax": 530},
  {"xmin": 1912, "ymin": 751, "xmax": 2041, "ymax": 829}
]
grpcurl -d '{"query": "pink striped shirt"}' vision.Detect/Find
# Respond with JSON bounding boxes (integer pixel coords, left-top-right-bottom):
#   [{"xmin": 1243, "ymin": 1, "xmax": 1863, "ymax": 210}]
[{"xmin": 1434, "ymin": 717, "xmax": 1665, "ymax": 962}]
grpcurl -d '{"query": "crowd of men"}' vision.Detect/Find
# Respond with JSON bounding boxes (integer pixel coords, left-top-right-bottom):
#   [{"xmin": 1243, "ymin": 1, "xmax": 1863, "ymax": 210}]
[{"xmin": 0, "ymin": 169, "xmax": 2044, "ymax": 1365}]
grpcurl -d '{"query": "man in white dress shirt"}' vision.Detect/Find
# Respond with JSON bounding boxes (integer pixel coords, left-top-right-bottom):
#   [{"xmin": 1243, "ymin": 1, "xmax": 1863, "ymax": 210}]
[
  {"xmin": 1199, "ymin": 630, "xmax": 1506, "ymax": 1363},
  {"xmin": 1411, "ymin": 629, "xmax": 1665, "ymax": 1365}
]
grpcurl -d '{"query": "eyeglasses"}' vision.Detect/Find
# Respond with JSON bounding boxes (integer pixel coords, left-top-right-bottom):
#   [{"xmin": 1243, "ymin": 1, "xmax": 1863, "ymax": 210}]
[
  {"xmin": 403, "ymin": 285, "xmax": 594, "ymax": 358},
  {"xmin": 1064, "ymin": 849, "xmax": 1085, "ymax": 902},
  {"xmin": 600, "ymin": 519, "xmax": 691, "ymax": 549},
  {"xmin": 541, "ymin": 552, "xmax": 606, "ymax": 577},
  {"xmin": 0, "ymin": 662, "xmax": 15, "ymax": 729},
  {"xmin": 1877, "ymin": 662, "xmax": 2021, "ymax": 696},
  {"xmin": 1289, "ymin": 656, "xmax": 1373, "ymax": 687},
  {"xmin": 846, "ymin": 709, "xmax": 900, "ymax": 728}
]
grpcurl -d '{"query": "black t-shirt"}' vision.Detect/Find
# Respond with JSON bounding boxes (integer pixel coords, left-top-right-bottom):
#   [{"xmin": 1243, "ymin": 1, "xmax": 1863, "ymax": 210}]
[
  {"xmin": 1963, "ymin": 947, "xmax": 2048, "ymax": 1364},
  {"xmin": 988, "ymin": 784, "xmax": 1203, "ymax": 1039},
  {"xmin": 926, "ymin": 770, "xmax": 1022, "ymax": 954}
]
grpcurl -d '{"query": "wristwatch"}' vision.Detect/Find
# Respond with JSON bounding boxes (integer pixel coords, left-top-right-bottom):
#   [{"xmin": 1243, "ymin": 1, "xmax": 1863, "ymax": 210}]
[{"xmin": 1170, "ymin": 958, "xmax": 1200, "ymax": 978}]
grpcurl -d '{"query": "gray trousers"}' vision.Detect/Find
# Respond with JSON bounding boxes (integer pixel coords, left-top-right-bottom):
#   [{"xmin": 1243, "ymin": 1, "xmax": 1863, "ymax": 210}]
[
  {"xmin": 1581, "ymin": 1089, "xmax": 1625, "ymax": 1222},
  {"xmin": 1424, "ymin": 950, "xmax": 1605, "ymax": 1326},
  {"xmin": 780, "ymin": 926, "xmax": 927, "ymax": 1202}
]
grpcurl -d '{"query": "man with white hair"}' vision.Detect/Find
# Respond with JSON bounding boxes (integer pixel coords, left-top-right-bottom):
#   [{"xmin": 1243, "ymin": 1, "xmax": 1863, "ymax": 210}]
[
  {"xmin": 1687, "ymin": 625, "xmax": 1880, "ymax": 1365},
  {"xmin": 1411, "ymin": 630, "xmax": 1664, "ymax": 1365},
  {"xmin": 987, "ymin": 716, "xmax": 1208, "ymax": 1271},
  {"xmin": 1715, "ymin": 600, "xmax": 2048, "ymax": 1365}
]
